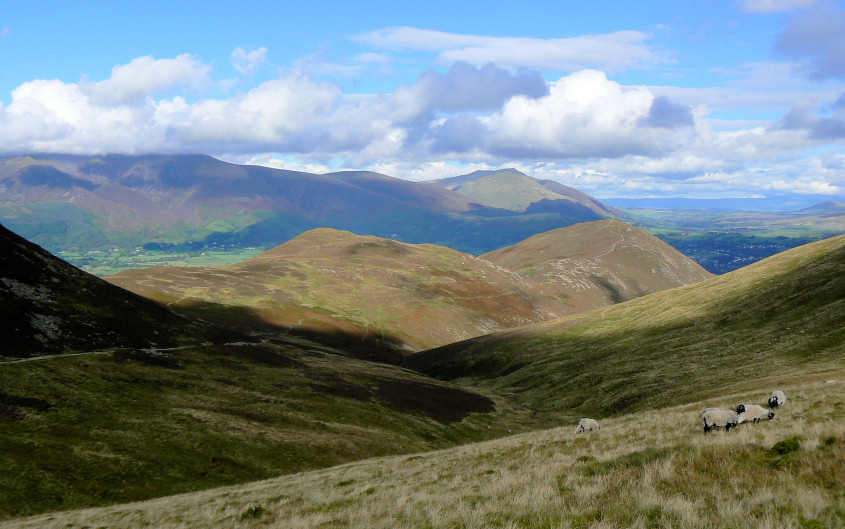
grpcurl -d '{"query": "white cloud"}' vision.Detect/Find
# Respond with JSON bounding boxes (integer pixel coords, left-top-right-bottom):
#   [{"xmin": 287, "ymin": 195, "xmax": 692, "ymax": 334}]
[
  {"xmin": 483, "ymin": 70, "xmax": 693, "ymax": 159},
  {"xmin": 83, "ymin": 54, "xmax": 211, "ymax": 104},
  {"xmin": 741, "ymin": 0, "xmax": 819, "ymax": 13},
  {"xmin": 230, "ymin": 47, "xmax": 269, "ymax": 75},
  {"xmin": 239, "ymin": 154, "xmax": 334, "ymax": 174},
  {"xmin": 1, "ymin": 52, "xmax": 841, "ymax": 201},
  {"xmin": 355, "ymin": 27, "xmax": 665, "ymax": 73}
]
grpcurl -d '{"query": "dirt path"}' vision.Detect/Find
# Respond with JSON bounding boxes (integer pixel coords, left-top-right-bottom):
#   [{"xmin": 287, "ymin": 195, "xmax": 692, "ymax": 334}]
[{"xmin": 0, "ymin": 345, "xmax": 195, "ymax": 365}]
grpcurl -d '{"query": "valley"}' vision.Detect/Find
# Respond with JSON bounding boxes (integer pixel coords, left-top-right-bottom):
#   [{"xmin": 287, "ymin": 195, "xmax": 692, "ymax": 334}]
[
  {"xmin": 2, "ymin": 219, "xmax": 843, "ymax": 524},
  {"xmin": 1, "ymin": 156, "xmax": 843, "ymax": 527}
]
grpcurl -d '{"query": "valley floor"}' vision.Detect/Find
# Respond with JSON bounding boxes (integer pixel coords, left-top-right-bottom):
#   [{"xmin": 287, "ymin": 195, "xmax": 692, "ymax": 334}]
[{"xmin": 4, "ymin": 372, "xmax": 843, "ymax": 529}]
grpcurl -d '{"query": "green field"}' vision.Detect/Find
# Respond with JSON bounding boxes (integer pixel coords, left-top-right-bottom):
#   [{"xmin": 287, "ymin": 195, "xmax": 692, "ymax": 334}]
[
  {"xmin": 621, "ymin": 208, "xmax": 845, "ymax": 273},
  {"xmin": 57, "ymin": 247, "xmax": 266, "ymax": 276}
]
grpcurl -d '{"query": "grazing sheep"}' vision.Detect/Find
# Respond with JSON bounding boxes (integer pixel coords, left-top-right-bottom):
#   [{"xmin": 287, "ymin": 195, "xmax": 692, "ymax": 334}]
[
  {"xmin": 736, "ymin": 404, "xmax": 775, "ymax": 424},
  {"xmin": 575, "ymin": 418, "xmax": 600, "ymax": 434},
  {"xmin": 701, "ymin": 409, "xmax": 739, "ymax": 433},
  {"xmin": 768, "ymin": 390, "xmax": 786, "ymax": 408}
]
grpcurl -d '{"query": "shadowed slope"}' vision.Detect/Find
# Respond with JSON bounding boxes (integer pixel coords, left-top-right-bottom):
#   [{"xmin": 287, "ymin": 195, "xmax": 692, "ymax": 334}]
[
  {"xmin": 482, "ymin": 219, "xmax": 713, "ymax": 311},
  {"xmin": 405, "ymin": 234, "xmax": 845, "ymax": 421},
  {"xmin": 0, "ymin": 223, "xmax": 210, "ymax": 358}
]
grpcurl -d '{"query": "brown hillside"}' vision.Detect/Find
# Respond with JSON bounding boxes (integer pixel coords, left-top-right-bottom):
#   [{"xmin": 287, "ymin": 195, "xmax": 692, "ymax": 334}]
[
  {"xmin": 106, "ymin": 229, "xmax": 570, "ymax": 353},
  {"xmin": 107, "ymin": 224, "xmax": 711, "ymax": 353},
  {"xmin": 481, "ymin": 219, "xmax": 714, "ymax": 312}
]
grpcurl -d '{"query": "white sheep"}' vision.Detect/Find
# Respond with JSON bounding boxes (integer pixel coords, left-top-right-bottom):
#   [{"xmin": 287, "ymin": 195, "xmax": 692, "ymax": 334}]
[
  {"xmin": 768, "ymin": 390, "xmax": 786, "ymax": 408},
  {"xmin": 736, "ymin": 404, "xmax": 775, "ymax": 424},
  {"xmin": 575, "ymin": 418, "xmax": 600, "ymax": 434},
  {"xmin": 701, "ymin": 409, "xmax": 739, "ymax": 433}
]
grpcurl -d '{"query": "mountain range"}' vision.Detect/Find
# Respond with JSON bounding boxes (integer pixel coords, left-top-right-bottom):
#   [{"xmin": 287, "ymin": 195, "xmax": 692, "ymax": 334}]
[{"xmin": 0, "ymin": 154, "xmax": 610, "ymax": 257}]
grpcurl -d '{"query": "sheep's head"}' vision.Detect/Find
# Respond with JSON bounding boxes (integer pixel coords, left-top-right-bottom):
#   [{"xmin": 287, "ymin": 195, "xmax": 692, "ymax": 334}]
[
  {"xmin": 767, "ymin": 411, "xmax": 775, "ymax": 420},
  {"xmin": 575, "ymin": 426, "xmax": 584, "ymax": 434},
  {"xmin": 768, "ymin": 396, "xmax": 779, "ymax": 408},
  {"xmin": 735, "ymin": 404, "xmax": 747, "ymax": 414}
]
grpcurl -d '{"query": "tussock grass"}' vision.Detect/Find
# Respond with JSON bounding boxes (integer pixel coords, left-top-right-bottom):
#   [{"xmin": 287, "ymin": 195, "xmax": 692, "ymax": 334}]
[{"xmin": 4, "ymin": 376, "xmax": 842, "ymax": 529}]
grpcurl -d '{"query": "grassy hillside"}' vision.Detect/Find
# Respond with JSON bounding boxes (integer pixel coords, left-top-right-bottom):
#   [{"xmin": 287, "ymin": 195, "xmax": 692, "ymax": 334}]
[
  {"xmin": 0, "ymin": 339, "xmax": 514, "ymax": 519},
  {"xmin": 5, "ymin": 375, "xmax": 842, "ymax": 528},
  {"xmin": 439, "ymin": 169, "xmax": 569, "ymax": 211},
  {"xmin": 406, "ymin": 234, "xmax": 845, "ymax": 422},
  {"xmin": 106, "ymin": 228, "xmax": 572, "ymax": 352},
  {"xmin": 482, "ymin": 219, "xmax": 713, "ymax": 311}
]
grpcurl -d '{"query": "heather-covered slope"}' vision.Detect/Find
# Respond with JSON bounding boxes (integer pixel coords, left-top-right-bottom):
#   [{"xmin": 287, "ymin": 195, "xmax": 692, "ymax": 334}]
[
  {"xmin": 106, "ymin": 228, "xmax": 571, "ymax": 352},
  {"xmin": 106, "ymin": 223, "xmax": 711, "ymax": 352},
  {"xmin": 481, "ymin": 219, "xmax": 713, "ymax": 311}
]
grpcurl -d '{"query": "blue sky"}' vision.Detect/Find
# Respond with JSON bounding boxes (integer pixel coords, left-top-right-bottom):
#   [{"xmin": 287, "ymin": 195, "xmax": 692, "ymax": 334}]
[{"xmin": 1, "ymin": 0, "xmax": 844, "ymax": 200}]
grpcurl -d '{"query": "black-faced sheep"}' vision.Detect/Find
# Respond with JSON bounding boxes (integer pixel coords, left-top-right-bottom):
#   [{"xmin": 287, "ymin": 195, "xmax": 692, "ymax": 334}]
[
  {"xmin": 768, "ymin": 390, "xmax": 786, "ymax": 408},
  {"xmin": 736, "ymin": 404, "xmax": 775, "ymax": 424},
  {"xmin": 701, "ymin": 409, "xmax": 739, "ymax": 433},
  {"xmin": 575, "ymin": 418, "xmax": 600, "ymax": 433}
]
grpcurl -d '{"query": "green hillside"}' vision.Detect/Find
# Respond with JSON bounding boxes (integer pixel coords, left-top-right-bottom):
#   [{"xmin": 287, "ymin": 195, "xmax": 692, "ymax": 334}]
[
  {"xmin": 405, "ymin": 234, "xmax": 845, "ymax": 421},
  {"xmin": 5, "ymin": 376, "xmax": 842, "ymax": 529},
  {"xmin": 0, "ymin": 339, "xmax": 511, "ymax": 519},
  {"xmin": 441, "ymin": 169, "xmax": 569, "ymax": 211}
]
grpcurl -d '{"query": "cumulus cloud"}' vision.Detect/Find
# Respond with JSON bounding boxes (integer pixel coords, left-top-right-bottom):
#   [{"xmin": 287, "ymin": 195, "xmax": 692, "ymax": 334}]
[
  {"xmin": 82, "ymin": 54, "xmax": 211, "ymax": 104},
  {"xmin": 1, "ymin": 52, "xmax": 839, "ymax": 200},
  {"xmin": 355, "ymin": 27, "xmax": 665, "ymax": 73},
  {"xmin": 779, "ymin": 95, "xmax": 845, "ymax": 138},
  {"xmin": 483, "ymin": 70, "xmax": 694, "ymax": 159},
  {"xmin": 0, "ymin": 60, "xmax": 698, "ymax": 164},
  {"xmin": 741, "ymin": 0, "xmax": 820, "ymax": 13},
  {"xmin": 638, "ymin": 96, "xmax": 695, "ymax": 128},
  {"xmin": 231, "ymin": 47, "xmax": 269, "ymax": 75},
  {"xmin": 404, "ymin": 61, "xmax": 548, "ymax": 113},
  {"xmin": 775, "ymin": 4, "xmax": 845, "ymax": 79}
]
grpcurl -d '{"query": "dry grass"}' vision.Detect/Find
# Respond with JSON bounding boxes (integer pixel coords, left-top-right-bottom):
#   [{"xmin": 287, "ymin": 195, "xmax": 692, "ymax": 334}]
[{"xmin": 5, "ymin": 374, "xmax": 842, "ymax": 529}]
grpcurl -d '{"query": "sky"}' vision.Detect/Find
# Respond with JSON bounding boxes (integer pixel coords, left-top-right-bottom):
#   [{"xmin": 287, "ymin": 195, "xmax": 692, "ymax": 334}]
[{"xmin": 1, "ymin": 0, "xmax": 845, "ymax": 200}]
